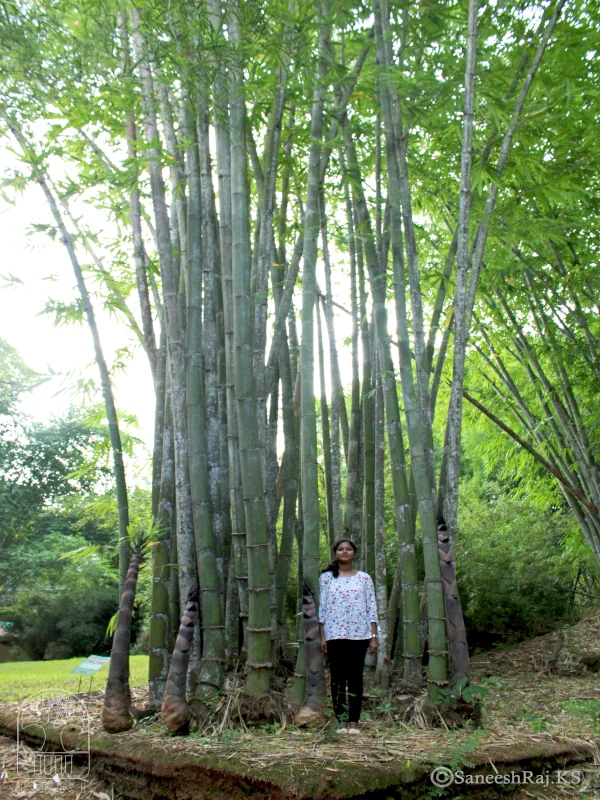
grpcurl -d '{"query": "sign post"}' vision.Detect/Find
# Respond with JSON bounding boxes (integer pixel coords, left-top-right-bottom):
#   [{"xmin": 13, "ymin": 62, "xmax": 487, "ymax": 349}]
[{"xmin": 71, "ymin": 655, "xmax": 110, "ymax": 700}]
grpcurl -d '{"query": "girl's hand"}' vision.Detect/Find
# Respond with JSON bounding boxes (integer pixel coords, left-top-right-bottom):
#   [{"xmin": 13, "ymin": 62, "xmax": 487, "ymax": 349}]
[
  {"xmin": 321, "ymin": 638, "xmax": 328, "ymax": 654},
  {"xmin": 368, "ymin": 637, "xmax": 378, "ymax": 654}
]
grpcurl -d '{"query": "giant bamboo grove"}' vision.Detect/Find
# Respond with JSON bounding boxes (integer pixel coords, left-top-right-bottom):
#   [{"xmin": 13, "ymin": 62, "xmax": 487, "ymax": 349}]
[{"xmin": 1, "ymin": 0, "xmax": 597, "ymax": 720}]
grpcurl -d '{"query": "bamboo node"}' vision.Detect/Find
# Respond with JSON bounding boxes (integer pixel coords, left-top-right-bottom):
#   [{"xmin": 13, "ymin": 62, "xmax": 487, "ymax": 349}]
[
  {"xmin": 247, "ymin": 627, "xmax": 272, "ymax": 633},
  {"xmin": 196, "ymin": 680, "xmax": 222, "ymax": 690},
  {"xmin": 246, "ymin": 662, "xmax": 273, "ymax": 669},
  {"xmin": 428, "ymin": 649, "xmax": 449, "ymax": 656}
]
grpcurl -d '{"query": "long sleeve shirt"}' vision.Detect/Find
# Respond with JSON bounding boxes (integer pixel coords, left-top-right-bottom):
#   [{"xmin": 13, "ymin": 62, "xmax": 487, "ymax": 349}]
[{"xmin": 318, "ymin": 570, "xmax": 379, "ymax": 641}]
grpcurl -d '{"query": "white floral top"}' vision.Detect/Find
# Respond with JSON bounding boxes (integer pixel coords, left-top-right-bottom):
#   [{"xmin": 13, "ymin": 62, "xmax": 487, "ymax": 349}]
[{"xmin": 318, "ymin": 570, "xmax": 379, "ymax": 641}]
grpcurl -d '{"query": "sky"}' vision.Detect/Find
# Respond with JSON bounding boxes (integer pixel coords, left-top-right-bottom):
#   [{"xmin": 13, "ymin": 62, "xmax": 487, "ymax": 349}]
[{"xmin": 0, "ymin": 148, "xmax": 156, "ymax": 459}]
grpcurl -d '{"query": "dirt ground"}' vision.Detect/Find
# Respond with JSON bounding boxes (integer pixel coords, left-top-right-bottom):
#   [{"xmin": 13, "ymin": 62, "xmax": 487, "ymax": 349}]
[
  {"xmin": 1, "ymin": 615, "xmax": 600, "ymax": 798},
  {"xmin": 0, "ymin": 734, "xmax": 113, "ymax": 799}
]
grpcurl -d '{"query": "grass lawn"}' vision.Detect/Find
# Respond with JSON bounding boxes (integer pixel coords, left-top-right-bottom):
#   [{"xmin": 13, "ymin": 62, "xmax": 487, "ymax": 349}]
[{"xmin": 0, "ymin": 655, "xmax": 149, "ymax": 703}]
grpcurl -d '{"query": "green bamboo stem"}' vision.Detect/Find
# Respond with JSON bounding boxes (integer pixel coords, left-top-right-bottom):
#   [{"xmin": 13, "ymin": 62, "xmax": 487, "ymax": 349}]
[
  {"xmin": 275, "ymin": 332, "xmax": 300, "ymax": 632},
  {"xmin": 197, "ymin": 79, "xmax": 226, "ymax": 601},
  {"xmin": 208, "ymin": 0, "xmax": 249, "ymax": 658},
  {"xmin": 342, "ymin": 155, "xmax": 361, "ymax": 542},
  {"xmin": 341, "ymin": 120, "xmax": 421, "ymax": 688},
  {"xmin": 373, "ymin": 0, "xmax": 449, "ymax": 697},
  {"xmin": 316, "ymin": 299, "xmax": 334, "ymax": 551},
  {"xmin": 374, "ymin": 357, "xmax": 389, "ymax": 688},
  {"xmin": 229, "ymin": 0, "xmax": 272, "ymax": 694},
  {"xmin": 149, "ymin": 382, "xmax": 174, "ymax": 710},
  {"xmin": 319, "ymin": 190, "xmax": 350, "ymax": 463},
  {"xmin": 183, "ymin": 99, "xmax": 225, "ymax": 698},
  {"xmin": 129, "ymin": 11, "xmax": 200, "ymax": 685}
]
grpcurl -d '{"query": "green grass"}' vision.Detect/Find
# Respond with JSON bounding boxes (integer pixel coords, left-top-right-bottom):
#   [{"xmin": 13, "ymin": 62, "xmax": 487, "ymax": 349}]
[{"xmin": 0, "ymin": 656, "xmax": 149, "ymax": 703}]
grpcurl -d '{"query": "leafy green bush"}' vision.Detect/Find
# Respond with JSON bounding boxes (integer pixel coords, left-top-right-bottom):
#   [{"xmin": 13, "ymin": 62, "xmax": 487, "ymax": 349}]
[
  {"xmin": 5, "ymin": 559, "xmax": 118, "ymax": 660},
  {"xmin": 457, "ymin": 485, "xmax": 590, "ymax": 648}
]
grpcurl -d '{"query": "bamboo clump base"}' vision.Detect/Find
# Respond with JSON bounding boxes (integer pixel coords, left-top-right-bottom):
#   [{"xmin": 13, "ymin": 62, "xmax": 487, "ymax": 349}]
[{"xmin": 2, "ymin": 616, "xmax": 600, "ymax": 797}]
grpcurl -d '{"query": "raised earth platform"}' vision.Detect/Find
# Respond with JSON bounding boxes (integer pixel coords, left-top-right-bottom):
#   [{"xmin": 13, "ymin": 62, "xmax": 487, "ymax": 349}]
[
  {"xmin": 0, "ymin": 707, "xmax": 598, "ymax": 799},
  {"xmin": 2, "ymin": 615, "xmax": 600, "ymax": 798}
]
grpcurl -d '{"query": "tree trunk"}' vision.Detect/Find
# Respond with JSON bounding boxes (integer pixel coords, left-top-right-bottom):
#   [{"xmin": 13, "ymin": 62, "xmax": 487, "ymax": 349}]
[
  {"xmin": 320, "ymin": 192, "xmax": 349, "ymax": 462},
  {"xmin": 162, "ymin": 585, "xmax": 200, "ymax": 735},
  {"xmin": 342, "ymin": 171, "xmax": 361, "ymax": 544},
  {"xmin": 125, "ymin": 112, "xmax": 158, "ymax": 383},
  {"xmin": 208, "ymin": 0, "xmax": 249, "ymax": 658},
  {"xmin": 341, "ymin": 122, "xmax": 421, "ymax": 688},
  {"xmin": 275, "ymin": 334, "xmax": 299, "ymax": 636},
  {"xmin": 316, "ymin": 300, "xmax": 334, "ymax": 550},
  {"xmin": 149, "ymin": 387, "xmax": 175, "ymax": 711},
  {"xmin": 442, "ymin": 0, "xmax": 478, "ymax": 543},
  {"xmin": 443, "ymin": 0, "xmax": 567, "ymax": 537},
  {"xmin": 129, "ymin": 11, "xmax": 199, "ymax": 687},
  {"xmin": 103, "ymin": 545, "xmax": 142, "ymax": 733},
  {"xmin": 183, "ymin": 99, "xmax": 225, "ymax": 699},
  {"xmin": 294, "ymin": 583, "xmax": 327, "ymax": 726},
  {"xmin": 374, "ymin": 359, "xmax": 389, "ymax": 688},
  {"xmin": 8, "ymin": 122, "xmax": 131, "ymax": 597},
  {"xmin": 358, "ymin": 238, "xmax": 375, "ymax": 580},
  {"xmin": 229, "ymin": 0, "xmax": 272, "ymax": 694},
  {"xmin": 372, "ymin": 0, "xmax": 448, "ymax": 698},
  {"xmin": 197, "ymin": 81, "xmax": 226, "ymax": 600},
  {"xmin": 323, "ymin": 294, "xmax": 343, "ymax": 543},
  {"xmin": 437, "ymin": 520, "xmax": 469, "ymax": 684},
  {"xmin": 298, "ymin": 0, "xmax": 330, "ymax": 718}
]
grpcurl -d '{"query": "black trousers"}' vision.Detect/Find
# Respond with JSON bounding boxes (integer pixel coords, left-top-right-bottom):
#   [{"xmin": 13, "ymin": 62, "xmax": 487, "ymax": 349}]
[{"xmin": 327, "ymin": 638, "xmax": 370, "ymax": 724}]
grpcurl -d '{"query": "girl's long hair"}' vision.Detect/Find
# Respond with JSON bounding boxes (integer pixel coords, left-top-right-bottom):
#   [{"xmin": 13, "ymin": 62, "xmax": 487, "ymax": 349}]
[{"xmin": 321, "ymin": 538, "xmax": 357, "ymax": 579}]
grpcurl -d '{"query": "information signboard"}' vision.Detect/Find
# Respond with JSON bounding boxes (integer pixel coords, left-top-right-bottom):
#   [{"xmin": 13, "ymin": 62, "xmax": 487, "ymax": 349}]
[{"xmin": 71, "ymin": 655, "xmax": 110, "ymax": 676}]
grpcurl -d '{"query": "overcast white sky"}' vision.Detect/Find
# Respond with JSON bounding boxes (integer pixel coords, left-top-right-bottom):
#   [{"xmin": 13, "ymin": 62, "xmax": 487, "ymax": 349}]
[{"xmin": 0, "ymin": 150, "xmax": 156, "ymax": 460}]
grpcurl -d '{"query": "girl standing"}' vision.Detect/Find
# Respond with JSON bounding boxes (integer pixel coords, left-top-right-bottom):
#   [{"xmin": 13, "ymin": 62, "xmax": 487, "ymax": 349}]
[{"xmin": 318, "ymin": 538, "xmax": 379, "ymax": 734}]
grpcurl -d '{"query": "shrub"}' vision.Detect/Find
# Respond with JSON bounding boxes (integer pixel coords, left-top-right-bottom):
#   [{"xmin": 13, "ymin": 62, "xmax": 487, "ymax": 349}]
[
  {"xmin": 457, "ymin": 489, "xmax": 589, "ymax": 649},
  {"xmin": 6, "ymin": 561, "xmax": 118, "ymax": 660}
]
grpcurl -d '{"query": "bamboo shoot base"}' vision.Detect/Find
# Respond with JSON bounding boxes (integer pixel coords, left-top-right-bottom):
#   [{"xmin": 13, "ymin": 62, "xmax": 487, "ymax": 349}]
[{"xmin": 237, "ymin": 690, "xmax": 288, "ymax": 724}]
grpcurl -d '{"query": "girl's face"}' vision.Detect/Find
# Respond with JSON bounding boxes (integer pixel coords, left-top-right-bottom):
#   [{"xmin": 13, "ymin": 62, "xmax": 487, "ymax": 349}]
[{"xmin": 335, "ymin": 541, "xmax": 355, "ymax": 564}]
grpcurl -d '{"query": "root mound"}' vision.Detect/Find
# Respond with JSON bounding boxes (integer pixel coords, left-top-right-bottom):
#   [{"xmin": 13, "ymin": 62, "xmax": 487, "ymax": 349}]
[
  {"xmin": 399, "ymin": 694, "xmax": 482, "ymax": 729},
  {"xmin": 237, "ymin": 690, "xmax": 290, "ymax": 724}
]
